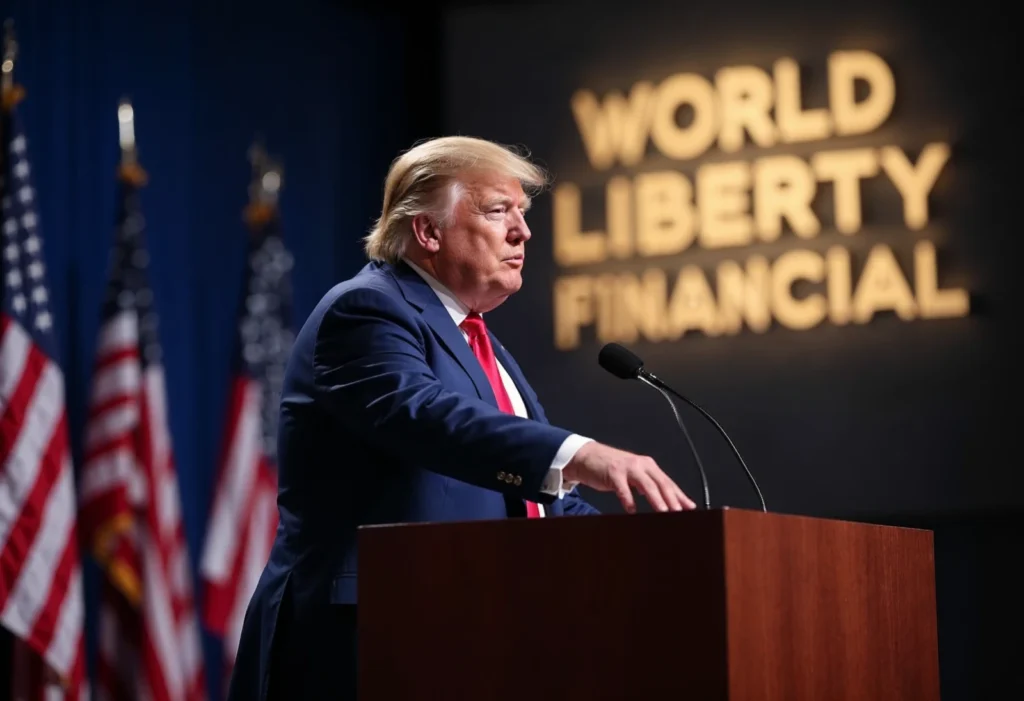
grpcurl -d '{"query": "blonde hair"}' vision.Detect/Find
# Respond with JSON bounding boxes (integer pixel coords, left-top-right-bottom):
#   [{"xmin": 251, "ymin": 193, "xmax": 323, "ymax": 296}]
[{"xmin": 363, "ymin": 136, "xmax": 548, "ymax": 263}]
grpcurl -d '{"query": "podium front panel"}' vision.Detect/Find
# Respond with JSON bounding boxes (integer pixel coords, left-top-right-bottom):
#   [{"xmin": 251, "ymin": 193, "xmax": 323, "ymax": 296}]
[{"xmin": 358, "ymin": 510, "xmax": 732, "ymax": 700}]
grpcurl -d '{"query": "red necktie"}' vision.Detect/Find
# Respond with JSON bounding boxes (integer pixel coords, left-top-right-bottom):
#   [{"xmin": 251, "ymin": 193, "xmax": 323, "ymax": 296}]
[{"xmin": 460, "ymin": 313, "xmax": 541, "ymax": 518}]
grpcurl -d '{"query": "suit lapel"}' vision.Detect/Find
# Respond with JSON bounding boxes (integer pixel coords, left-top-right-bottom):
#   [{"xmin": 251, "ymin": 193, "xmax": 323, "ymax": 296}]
[
  {"xmin": 388, "ymin": 263, "xmax": 557, "ymax": 517},
  {"xmin": 388, "ymin": 262, "xmax": 498, "ymax": 408},
  {"xmin": 489, "ymin": 337, "xmax": 541, "ymax": 422},
  {"xmin": 491, "ymin": 336, "xmax": 570, "ymax": 517}
]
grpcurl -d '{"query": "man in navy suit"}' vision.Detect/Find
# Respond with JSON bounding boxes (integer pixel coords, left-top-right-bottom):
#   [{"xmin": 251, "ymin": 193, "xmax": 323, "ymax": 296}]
[{"xmin": 228, "ymin": 136, "xmax": 695, "ymax": 701}]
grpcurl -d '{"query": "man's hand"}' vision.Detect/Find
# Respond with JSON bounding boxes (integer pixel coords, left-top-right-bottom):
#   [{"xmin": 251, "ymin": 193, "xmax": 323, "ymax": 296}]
[{"xmin": 563, "ymin": 442, "xmax": 696, "ymax": 513}]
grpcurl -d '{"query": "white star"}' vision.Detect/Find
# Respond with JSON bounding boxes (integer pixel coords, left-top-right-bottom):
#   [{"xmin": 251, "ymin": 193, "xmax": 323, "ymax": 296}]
[
  {"xmin": 24, "ymin": 235, "xmax": 39, "ymax": 253},
  {"xmin": 17, "ymin": 186, "xmax": 33, "ymax": 205},
  {"xmin": 250, "ymin": 274, "xmax": 266, "ymax": 292},
  {"xmin": 3, "ymin": 219, "xmax": 16, "ymax": 236},
  {"xmin": 21, "ymin": 212, "xmax": 36, "ymax": 230},
  {"xmin": 10, "ymin": 136, "xmax": 26, "ymax": 154},
  {"xmin": 247, "ymin": 294, "xmax": 267, "ymax": 315},
  {"xmin": 6, "ymin": 270, "xmax": 22, "ymax": 288},
  {"xmin": 27, "ymin": 261, "xmax": 44, "ymax": 280},
  {"xmin": 265, "ymin": 334, "xmax": 282, "ymax": 355},
  {"xmin": 243, "ymin": 343, "xmax": 263, "ymax": 365},
  {"xmin": 241, "ymin": 318, "xmax": 259, "ymax": 342},
  {"xmin": 4, "ymin": 243, "xmax": 17, "ymax": 262},
  {"xmin": 12, "ymin": 294, "xmax": 26, "ymax": 313},
  {"xmin": 32, "ymin": 287, "xmax": 48, "ymax": 304},
  {"xmin": 35, "ymin": 311, "xmax": 52, "ymax": 331},
  {"xmin": 14, "ymin": 161, "xmax": 29, "ymax": 179}
]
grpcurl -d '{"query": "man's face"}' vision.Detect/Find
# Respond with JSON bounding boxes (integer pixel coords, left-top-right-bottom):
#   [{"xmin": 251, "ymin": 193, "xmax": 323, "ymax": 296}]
[{"xmin": 432, "ymin": 172, "xmax": 532, "ymax": 312}]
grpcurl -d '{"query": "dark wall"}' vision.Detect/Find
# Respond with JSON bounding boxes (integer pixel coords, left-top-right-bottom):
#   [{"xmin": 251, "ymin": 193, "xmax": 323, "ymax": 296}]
[
  {"xmin": 439, "ymin": 0, "xmax": 1021, "ymax": 698},
  {"xmin": 442, "ymin": 0, "xmax": 1018, "ymax": 517}
]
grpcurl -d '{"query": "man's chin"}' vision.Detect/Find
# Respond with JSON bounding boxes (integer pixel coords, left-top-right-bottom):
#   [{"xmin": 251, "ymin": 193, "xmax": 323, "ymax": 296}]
[
  {"xmin": 479, "ymin": 275, "xmax": 522, "ymax": 311},
  {"xmin": 504, "ymin": 272, "xmax": 523, "ymax": 293}
]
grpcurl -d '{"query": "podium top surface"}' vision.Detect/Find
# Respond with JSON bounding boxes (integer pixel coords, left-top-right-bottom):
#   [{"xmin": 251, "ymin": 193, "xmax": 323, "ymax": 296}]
[{"xmin": 356, "ymin": 507, "xmax": 933, "ymax": 537}]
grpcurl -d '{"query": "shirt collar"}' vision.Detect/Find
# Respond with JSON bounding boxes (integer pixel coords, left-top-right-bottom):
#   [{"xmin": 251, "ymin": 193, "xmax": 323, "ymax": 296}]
[{"xmin": 402, "ymin": 257, "xmax": 472, "ymax": 327}]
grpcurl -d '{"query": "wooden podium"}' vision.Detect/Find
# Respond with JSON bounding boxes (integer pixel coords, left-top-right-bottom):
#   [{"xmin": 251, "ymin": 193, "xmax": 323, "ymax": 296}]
[{"xmin": 357, "ymin": 508, "xmax": 939, "ymax": 700}]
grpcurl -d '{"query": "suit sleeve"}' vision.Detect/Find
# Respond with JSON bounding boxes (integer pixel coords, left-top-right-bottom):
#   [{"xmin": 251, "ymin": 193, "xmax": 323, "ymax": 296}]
[
  {"xmin": 561, "ymin": 488, "xmax": 601, "ymax": 515},
  {"xmin": 312, "ymin": 287, "xmax": 571, "ymax": 503},
  {"xmin": 495, "ymin": 339, "xmax": 601, "ymax": 515}
]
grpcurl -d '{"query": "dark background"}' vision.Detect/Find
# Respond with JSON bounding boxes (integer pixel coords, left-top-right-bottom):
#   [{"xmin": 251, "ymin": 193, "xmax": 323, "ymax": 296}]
[
  {"xmin": 0, "ymin": 0, "xmax": 1020, "ymax": 698},
  {"xmin": 438, "ymin": 2, "xmax": 1021, "ymax": 697},
  {"xmin": 445, "ymin": 0, "xmax": 1020, "ymax": 518}
]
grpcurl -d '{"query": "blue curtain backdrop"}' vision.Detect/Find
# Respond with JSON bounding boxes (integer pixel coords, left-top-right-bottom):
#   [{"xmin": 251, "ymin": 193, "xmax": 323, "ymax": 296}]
[{"xmin": 0, "ymin": 0, "xmax": 419, "ymax": 693}]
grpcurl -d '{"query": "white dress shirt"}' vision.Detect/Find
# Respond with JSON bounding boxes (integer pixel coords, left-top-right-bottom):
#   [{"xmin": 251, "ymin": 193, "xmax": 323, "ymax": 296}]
[{"xmin": 403, "ymin": 259, "xmax": 591, "ymax": 511}]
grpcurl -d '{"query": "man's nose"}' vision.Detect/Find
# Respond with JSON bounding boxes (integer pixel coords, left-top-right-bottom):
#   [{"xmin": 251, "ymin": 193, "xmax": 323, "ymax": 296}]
[{"xmin": 510, "ymin": 211, "xmax": 531, "ymax": 242}]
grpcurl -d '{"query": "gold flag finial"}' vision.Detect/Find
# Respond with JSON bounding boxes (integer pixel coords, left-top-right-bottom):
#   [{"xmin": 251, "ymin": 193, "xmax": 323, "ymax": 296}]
[
  {"xmin": 2, "ymin": 19, "xmax": 25, "ymax": 109},
  {"xmin": 245, "ymin": 136, "xmax": 283, "ymax": 227},
  {"xmin": 2, "ymin": 19, "xmax": 16, "ymax": 86},
  {"xmin": 117, "ymin": 97, "xmax": 147, "ymax": 186}
]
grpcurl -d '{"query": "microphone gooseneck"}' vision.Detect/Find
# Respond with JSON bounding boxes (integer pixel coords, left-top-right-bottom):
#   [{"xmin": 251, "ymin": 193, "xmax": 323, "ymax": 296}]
[
  {"xmin": 639, "ymin": 375, "xmax": 711, "ymax": 510},
  {"xmin": 598, "ymin": 343, "xmax": 768, "ymax": 513},
  {"xmin": 599, "ymin": 343, "xmax": 712, "ymax": 510},
  {"xmin": 642, "ymin": 368, "xmax": 767, "ymax": 513}
]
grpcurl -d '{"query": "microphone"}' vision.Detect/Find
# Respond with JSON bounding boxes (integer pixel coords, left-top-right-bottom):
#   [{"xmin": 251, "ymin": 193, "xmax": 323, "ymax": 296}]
[
  {"xmin": 598, "ymin": 344, "xmax": 711, "ymax": 510},
  {"xmin": 598, "ymin": 343, "xmax": 767, "ymax": 512}
]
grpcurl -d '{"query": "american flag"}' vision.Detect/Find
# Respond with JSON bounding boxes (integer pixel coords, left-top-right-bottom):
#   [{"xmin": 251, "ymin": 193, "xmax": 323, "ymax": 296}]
[
  {"xmin": 0, "ymin": 88, "xmax": 88, "ymax": 700},
  {"xmin": 76, "ymin": 165, "xmax": 206, "ymax": 701},
  {"xmin": 199, "ymin": 203, "xmax": 292, "ymax": 687}
]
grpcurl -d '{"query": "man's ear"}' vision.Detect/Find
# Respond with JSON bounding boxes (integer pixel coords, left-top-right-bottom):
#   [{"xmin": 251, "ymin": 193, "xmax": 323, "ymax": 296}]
[{"xmin": 410, "ymin": 214, "xmax": 441, "ymax": 253}]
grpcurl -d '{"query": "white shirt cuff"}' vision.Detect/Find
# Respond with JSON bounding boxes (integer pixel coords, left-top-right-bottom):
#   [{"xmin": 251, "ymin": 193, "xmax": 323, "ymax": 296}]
[{"xmin": 539, "ymin": 434, "xmax": 592, "ymax": 498}]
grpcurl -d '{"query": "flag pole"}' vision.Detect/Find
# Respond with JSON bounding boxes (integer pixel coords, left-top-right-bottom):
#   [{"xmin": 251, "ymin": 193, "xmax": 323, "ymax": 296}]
[
  {"xmin": 1, "ymin": 19, "xmax": 25, "ymax": 110},
  {"xmin": 117, "ymin": 97, "xmax": 147, "ymax": 186},
  {"xmin": 1, "ymin": 18, "xmax": 87, "ymax": 694},
  {"xmin": 244, "ymin": 137, "xmax": 283, "ymax": 228}
]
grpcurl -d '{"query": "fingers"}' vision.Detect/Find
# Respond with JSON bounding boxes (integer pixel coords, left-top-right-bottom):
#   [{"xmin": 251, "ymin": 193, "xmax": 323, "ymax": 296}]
[
  {"xmin": 653, "ymin": 469, "xmax": 696, "ymax": 511},
  {"xmin": 635, "ymin": 460, "xmax": 697, "ymax": 512},
  {"xmin": 631, "ymin": 470, "xmax": 669, "ymax": 512},
  {"xmin": 579, "ymin": 443, "xmax": 698, "ymax": 513},
  {"xmin": 612, "ymin": 471, "xmax": 637, "ymax": 514},
  {"xmin": 648, "ymin": 469, "xmax": 683, "ymax": 511},
  {"xmin": 677, "ymin": 485, "xmax": 697, "ymax": 510},
  {"xmin": 615, "ymin": 465, "xmax": 697, "ymax": 514}
]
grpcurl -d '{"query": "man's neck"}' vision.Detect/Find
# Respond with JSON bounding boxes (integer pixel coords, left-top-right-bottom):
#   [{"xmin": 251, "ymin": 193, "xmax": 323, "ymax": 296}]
[
  {"xmin": 402, "ymin": 253, "xmax": 438, "ymax": 281},
  {"xmin": 402, "ymin": 256, "xmax": 472, "ymax": 318}
]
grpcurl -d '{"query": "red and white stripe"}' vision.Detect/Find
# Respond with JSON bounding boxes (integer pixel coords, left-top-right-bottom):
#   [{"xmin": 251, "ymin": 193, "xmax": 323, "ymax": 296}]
[
  {"xmin": 1, "ymin": 316, "xmax": 88, "ymax": 700},
  {"xmin": 200, "ymin": 376, "xmax": 278, "ymax": 680},
  {"xmin": 79, "ymin": 310, "xmax": 206, "ymax": 701}
]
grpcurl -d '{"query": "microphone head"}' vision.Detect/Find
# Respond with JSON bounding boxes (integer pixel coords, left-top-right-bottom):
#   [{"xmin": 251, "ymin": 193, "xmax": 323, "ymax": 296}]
[{"xmin": 598, "ymin": 343, "xmax": 644, "ymax": 379}]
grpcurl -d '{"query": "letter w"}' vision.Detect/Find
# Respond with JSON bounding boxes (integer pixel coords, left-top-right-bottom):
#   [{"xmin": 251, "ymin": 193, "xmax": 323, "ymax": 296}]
[{"xmin": 571, "ymin": 83, "xmax": 655, "ymax": 171}]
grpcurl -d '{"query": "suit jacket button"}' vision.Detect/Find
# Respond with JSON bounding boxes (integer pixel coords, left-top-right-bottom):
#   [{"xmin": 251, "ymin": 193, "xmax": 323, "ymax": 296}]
[
  {"xmin": 513, "ymin": 476, "xmax": 522, "ymax": 486},
  {"xmin": 505, "ymin": 474, "xmax": 514, "ymax": 483},
  {"xmin": 497, "ymin": 471, "xmax": 506, "ymax": 481}
]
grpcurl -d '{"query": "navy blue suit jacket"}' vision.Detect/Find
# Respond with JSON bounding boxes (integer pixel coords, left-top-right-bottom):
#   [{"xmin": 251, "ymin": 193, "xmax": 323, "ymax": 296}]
[{"xmin": 228, "ymin": 260, "xmax": 599, "ymax": 700}]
